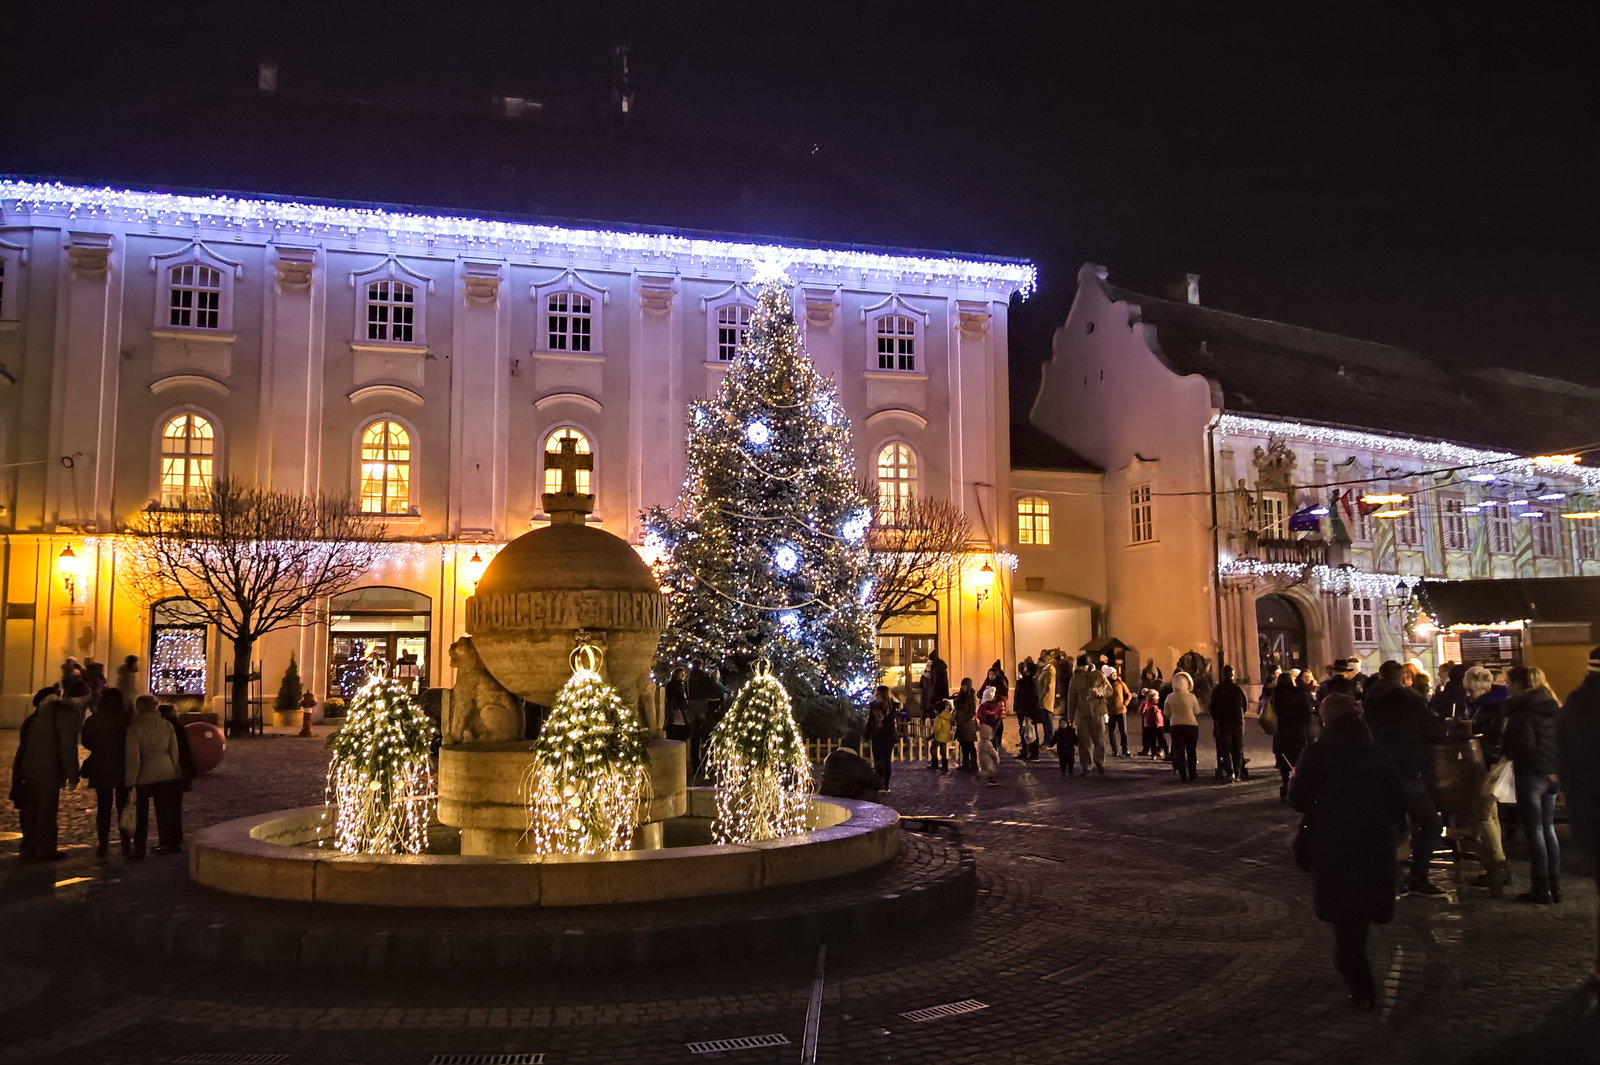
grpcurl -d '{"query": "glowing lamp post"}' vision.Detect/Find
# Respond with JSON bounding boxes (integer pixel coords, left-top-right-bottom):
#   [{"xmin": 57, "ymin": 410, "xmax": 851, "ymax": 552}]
[
  {"xmin": 974, "ymin": 560, "xmax": 995, "ymax": 612},
  {"xmin": 463, "ymin": 549, "xmax": 488, "ymax": 593}
]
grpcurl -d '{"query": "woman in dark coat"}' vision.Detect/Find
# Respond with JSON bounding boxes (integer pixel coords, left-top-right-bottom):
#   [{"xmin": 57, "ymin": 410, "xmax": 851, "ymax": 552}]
[
  {"xmin": 1013, "ymin": 660, "xmax": 1040, "ymax": 760},
  {"xmin": 1289, "ymin": 694, "xmax": 1407, "ymax": 1009},
  {"xmin": 953, "ymin": 678, "xmax": 979, "ymax": 771},
  {"xmin": 1273, "ymin": 673, "xmax": 1315, "ymax": 797},
  {"xmin": 1501, "ymin": 665, "xmax": 1563, "ymax": 903},
  {"xmin": 80, "ymin": 688, "xmax": 132, "ymax": 857}
]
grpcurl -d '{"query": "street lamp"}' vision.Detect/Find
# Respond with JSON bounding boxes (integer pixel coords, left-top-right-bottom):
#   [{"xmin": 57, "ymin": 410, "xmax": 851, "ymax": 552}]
[
  {"xmin": 464, "ymin": 549, "xmax": 487, "ymax": 592},
  {"xmin": 57, "ymin": 545, "xmax": 81, "ymax": 601},
  {"xmin": 974, "ymin": 561, "xmax": 995, "ymax": 611}
]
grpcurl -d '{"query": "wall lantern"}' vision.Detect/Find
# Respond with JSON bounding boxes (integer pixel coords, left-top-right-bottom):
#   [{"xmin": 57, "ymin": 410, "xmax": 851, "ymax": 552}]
[
  {"xmin": 464, "ymin": 550, "xmax": 487, "ymax": 592},
  {"xmin": 58, "ymin": 545, "xmax": 81, "ymax": 600},
  {"xmin": 974, "ymin": 561, "xmax": 995, "ymax": 611}
]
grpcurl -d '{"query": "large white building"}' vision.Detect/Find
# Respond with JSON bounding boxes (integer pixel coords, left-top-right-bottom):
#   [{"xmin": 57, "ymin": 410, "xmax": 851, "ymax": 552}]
[{"xmin": 0, "ymin": 180, "xmax": 1034, "ymax": 724}]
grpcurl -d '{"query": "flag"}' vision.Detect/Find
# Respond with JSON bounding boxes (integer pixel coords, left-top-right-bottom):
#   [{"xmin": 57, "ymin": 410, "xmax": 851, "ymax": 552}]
[
  {"xmin": 1288, "ymin": 505, "xmax": 1323, "ymax": 533},
  {"xmin": 1330, "ymin": 490, "xmax": 1353, "ymax": 545}
]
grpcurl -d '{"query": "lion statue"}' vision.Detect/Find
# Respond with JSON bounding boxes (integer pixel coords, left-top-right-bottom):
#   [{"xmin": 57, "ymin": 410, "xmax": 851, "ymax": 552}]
[{"xmin": 442, "ymin": 636, "xmax": 525, "ymax": 745}]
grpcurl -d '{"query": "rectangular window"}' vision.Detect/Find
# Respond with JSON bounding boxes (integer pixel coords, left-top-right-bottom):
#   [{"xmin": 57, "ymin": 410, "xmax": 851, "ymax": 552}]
[
  {"xmin": 169, "ymin": 264, "xmax": 222, "ymax": 329},
  {"xmin": 1441, "ymin": 497, "xmax": 1467, "ymax": 551},
  {"xmin": 716, "ymin": 304, "xmax": 752, "ymax": 361},
  {"xmin": 1575, "ymin": 520, "xmax": 1597, "ymax": 560},
  {"xmin": 366, "ymin": 280, "xmax": 415, "ymax": 343},
  {"xmin": 1259, "ymin": 493, "xmax": 1288, "ymax": 539},
  {"xmin": 875, "ymin": 315, "xmax": 916, "ymax": 372},
  {"xmin": 1354, "ymin": 508, "xmax": 1373, "ymax": 543},
  {"xmin": 1531, "ymin": 508, "xmax": 1557, "ymax": 557},
  {"xmin": 1394, "ymin": 507, "xmax": 1422, "ymax": 547},
  {"xmin": 548, "ymin": 293, "xmax": 593, "ymax": 352},
  {"xmin": 1017, "ymin": 497, "xmax": 1051, "ymax": 545},
  {"xmin": 1351, "ymin": 596, "xmax": 1377, "ymax": 645},
  {"xmin": 1488, "ymin": 505, "xmax": 1513, "ymax": 554},
  {"xmin": 1129, "ymin": 483, "xmax": 1154, "ymax": 544}
]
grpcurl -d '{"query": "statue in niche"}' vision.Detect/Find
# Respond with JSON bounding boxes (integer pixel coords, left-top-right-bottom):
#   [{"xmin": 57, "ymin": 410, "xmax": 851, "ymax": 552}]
[
  {"xmin": 1232, "ymin": 479, "xmax": 1257, "ymax": 534},
  {"xmin": 442, "ymin": 636, "xmax": 525, "ymax": 745},
  {"xmin": 1253, "ymin": 437, "xmax": 1298, "ymax": 492}
]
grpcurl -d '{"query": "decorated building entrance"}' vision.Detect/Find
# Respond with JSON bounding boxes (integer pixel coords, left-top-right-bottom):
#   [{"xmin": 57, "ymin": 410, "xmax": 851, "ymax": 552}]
[
  {"xmin": 1256, "ymin": 593, "xmax": 1307, "ymax": 677},
  {"xmin": 328, "ymin": 586, "xmax": 432, "ymax": 699}
]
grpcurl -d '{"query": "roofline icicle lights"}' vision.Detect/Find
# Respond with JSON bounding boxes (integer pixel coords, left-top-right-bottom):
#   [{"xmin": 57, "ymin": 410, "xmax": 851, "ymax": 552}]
[{"xmin": 0, "ymin": 180, "xmax": 1037, "ymax": 298}]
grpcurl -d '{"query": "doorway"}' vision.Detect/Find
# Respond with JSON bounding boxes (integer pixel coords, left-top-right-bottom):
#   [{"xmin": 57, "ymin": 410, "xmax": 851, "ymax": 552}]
[
  {"xmin": 1256, "ymin": 594, "xmax": 1307, "ymax": 679},
  {"xmin": 328, "ymin": 586, "xmax": 432, "ymax": 700}
]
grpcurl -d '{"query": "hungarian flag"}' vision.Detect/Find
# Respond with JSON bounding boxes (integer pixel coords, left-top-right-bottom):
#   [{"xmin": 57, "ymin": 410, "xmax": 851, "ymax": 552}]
[{"xmin": 1330, "ymin": 490, "xmax": 1353, "ymax": 545}]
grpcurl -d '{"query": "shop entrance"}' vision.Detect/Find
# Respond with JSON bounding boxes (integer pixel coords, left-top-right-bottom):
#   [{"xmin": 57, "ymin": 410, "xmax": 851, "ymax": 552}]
[
  {"xmin": 1257, "ymin": 593, "xmax": 1308, "ymax": 678},
  {"xmin": 328, "ymin": 586, "xmax": 432, "ymax": 700}
]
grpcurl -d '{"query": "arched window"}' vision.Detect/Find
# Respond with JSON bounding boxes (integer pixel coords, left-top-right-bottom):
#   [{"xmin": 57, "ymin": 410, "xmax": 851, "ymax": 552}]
[
  {"xmin": 547, "ymin": 292, "xmax": 594, "ymax": 352},
  {"xmin": 365, "ymin": 280, "xmax": 416, "ymax": 343},
  {"xmin": 543, "ymin": 427, "xmax": 592, "ymax": 495},
  {"xmin": 715, "ymin": 303, "xmax": 753, "ymax": 361},
  {"xmin": 168, "ymin": 264, "xmax": 223, "ymax": 330},
  {"xmin": 360, "ymin": 420, "xmax": 413, "ymax": 514},
  {"xmin": 159, "ymin": 413, "xmax": 215, "ymax": 508},
  {"xmin": 1017, "ymin": 496, "xmax": 1051, "ymax": 545},
  {"xmin": 875, "ymin": 314, "xmax": 917, "ymax": 372},
  {"xmin": 876, "ymin": 442, "xmax": 917, "ymax": 524}
]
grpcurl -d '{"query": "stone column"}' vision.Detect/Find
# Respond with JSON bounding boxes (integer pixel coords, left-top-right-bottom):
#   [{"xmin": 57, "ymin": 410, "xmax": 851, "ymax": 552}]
[
  {"xmin": 259, "ymin": 246, "xmax": 322, "ymax": 495},
  {"xmin": 801, "ymin": 285, "xmax": 841, "ymax": 379},
  {"xmin": 451, "ymin": 260, "xmax": 509, "ymax": 538},
  {"xmin": 629, "ymin": 273, "xmax": 677, "ymax": 540},
  {"xmin": 1239, "ymin": 582, "xmax": 1261, "ymax": 686},
  {"xmin": 48, "ymin": 232, "xmax": 121, "ymax": 530}
]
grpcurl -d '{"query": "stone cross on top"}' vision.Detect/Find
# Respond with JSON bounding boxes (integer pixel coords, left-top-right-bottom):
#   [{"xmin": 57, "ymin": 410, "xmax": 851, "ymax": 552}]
[{"xmin": 543, "ymin": 436, "xmax": 595, "ymax": 523}]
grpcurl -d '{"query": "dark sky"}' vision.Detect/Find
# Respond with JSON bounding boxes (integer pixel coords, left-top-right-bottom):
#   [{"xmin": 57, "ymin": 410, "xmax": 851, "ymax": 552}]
[{"xmin": 6, "ymin": 1, "xmax": 1596, "ymax": 416}]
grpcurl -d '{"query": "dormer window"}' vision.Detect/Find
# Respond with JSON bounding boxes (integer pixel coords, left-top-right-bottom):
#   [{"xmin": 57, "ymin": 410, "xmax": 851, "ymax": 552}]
[
  {"xmin": 151, "ymin": 242, "xmax": 240, "ymax": 333},
  {"xmin": 349, "ymin": 256, "xmax": 432, "ymax": 348},
  {"xmin": 365, "ymin": 280, "xmax": 416, "ymax": 343},
  {"xmin": 875, "ymin": 315, "xmax": 917, "ymax": 372},
  {"xmin": 547, "ymin": 292, "xmax": 594, "ymax": 352},
  {"xmin": 715, "ymin": 303, "xmax": 753, "ymax": 361}
]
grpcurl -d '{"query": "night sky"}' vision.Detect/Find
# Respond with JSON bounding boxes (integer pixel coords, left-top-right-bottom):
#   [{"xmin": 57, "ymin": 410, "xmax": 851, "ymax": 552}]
[{"xmin": 4, "ymin": 1, "xmax": 1595, "ymax": 416}]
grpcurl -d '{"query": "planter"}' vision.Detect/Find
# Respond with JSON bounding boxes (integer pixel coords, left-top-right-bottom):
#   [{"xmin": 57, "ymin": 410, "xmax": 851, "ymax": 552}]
[{"xmin": 272, "ymin": 710, "xmax": 301, "ymax": 728}]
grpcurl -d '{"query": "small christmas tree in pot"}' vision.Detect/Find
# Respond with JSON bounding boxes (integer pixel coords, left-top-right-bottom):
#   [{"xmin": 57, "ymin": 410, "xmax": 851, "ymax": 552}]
[{"xmin": 273, "ymin": 656, "xmax": 304, "ymax": 728}]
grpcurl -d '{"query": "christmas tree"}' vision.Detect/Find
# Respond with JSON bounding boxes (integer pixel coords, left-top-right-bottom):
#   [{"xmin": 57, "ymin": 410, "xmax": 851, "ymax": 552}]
[
  {"xmin": 645, "ymin": 278, "xmax": 877, "ymax": 703},
  {"xmin": 274, "ymin": 656, "xmax": 304, "ymax": 716},
  {"xmin": 705, "ymin": 662, "xmax": 813, "ymax": 843},
  {"xmin": 326, "ymin": 662, "xmax": 436, "ymax": 854},
  {"xmin": 521, "ymin": 646, "xmax": 654, "ymax": 855}
]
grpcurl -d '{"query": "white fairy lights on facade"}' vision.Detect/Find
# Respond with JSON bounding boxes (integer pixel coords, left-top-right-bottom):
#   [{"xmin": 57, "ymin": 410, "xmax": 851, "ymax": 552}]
[
  {"xmin": 324, "ymin": 661, "xmax": 437, "ymax": 855},
  {"xmin": 521, "ymin": 644, "xmax": 653, "ymax": 856},
  {"xmin": 704, "ymin": 662, "xmax": 813, "ymax": 844},
  {"xmin": 1218, "ymin": 557, "xmax": 1435, "ymax": 597},
  {"xmin": 0, "ymin": 181, "xmax": 1036, "ymax": 298}
]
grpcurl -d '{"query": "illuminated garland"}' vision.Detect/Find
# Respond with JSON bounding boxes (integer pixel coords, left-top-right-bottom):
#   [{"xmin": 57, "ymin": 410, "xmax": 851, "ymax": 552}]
[
  {"xmin": 704, "ymin": 662, "xmax": 813, "ymax": 843},
  {"xmin": 1217, "ymin": 558, "xmax": 1428, "ymax": 596},
  {"xmin": 521, "ymin": 646, "xmax": 653, "ymax": 856},
  {"xmin": 325, "ymin": 662, "xmax": 437, "ymax": 854}
]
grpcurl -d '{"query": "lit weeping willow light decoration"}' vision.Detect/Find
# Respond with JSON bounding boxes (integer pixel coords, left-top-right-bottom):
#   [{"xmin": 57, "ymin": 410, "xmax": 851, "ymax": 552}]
[
  {"xmin": 325, "ymin": 663, "xmax": 437, "ymax": 854},
  {"xmin": 522, "ymin": 644, "xmax": 654, "ymax": 855},
  {"xmin": 705, "ymin": 660, "xmax": 814, "ymax": 843}
]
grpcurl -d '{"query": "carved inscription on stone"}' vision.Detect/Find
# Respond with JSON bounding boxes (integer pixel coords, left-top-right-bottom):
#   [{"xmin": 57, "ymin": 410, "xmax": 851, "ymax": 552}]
[{"xmin": 467, "ymin": 588, "xmax": 666, "ymax": 633}]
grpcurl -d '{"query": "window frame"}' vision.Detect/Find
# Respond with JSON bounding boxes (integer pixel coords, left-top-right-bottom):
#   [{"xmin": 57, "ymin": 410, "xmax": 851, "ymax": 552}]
[
  {"xmin": 0, "ymin": 239, "xmax": 27, "ymax": 322},
  {"xmin": 1393, "ymin": 505, "xmax": 1423, "ymax": 548},
  {"xmin": 1441, "ymin": 495, "xmax": 1467, "ymax": 551},
  {"xmin": 863, "ymin": 295, "xmax": 929, "ymax": 376},
  {"xmin": 1530, "ymin": 506, "xmax": 1558, "ymax": 558},
  {"xmin": 356, "ymin": 417, "xmax": 418, "ymax": 517},
  {"xmin": 545, "ymin": 291, "xmax": 596, "ymax": 353},
  {"xmin": 711, "ymin": 302, "xmax": 754, "ymax": 362},
  {"xmin": 875, "ymin": 441, "xmax": 919, "ymax": 526},
  {"xmin": 151, "ymin": 242, "xmax": 240, "ymax": 334},
  {"xmin": 1258, "ymin": 492, "xmax": 1289, "ymax": 539},
  {"xmin": 1487, "ymin": 503, "xmax": 1514, "ymax": 554},
  {"xmin": 532, "ymin": 269, "xmax": 609, "ymax": 356},
  {"xmin": 540, "ymin": 425, "xmax": 595, "ymax": 500},
  {"xmin": 363, "ymin": 279, "xmax": 419, "ymax": 344},
  {"xmin": 1351, "ymin": 596, "xmax": 1378, "ymax": 646},
  {"xmin": 1016, "ymin": 495, "xmax": 1051, "ymax": 546},
  {"xmin": 1129, "ymin": 482, "xmax": 1155, "ymax": 544},
  {"xmin": 349, "ymin": 257, "xmax": 433, "ymax": 348},
  {"xmin": 154, "ymin": 409, "xmax": 219, "ymax": 509},
  {"xmin": 1574, "ymin": 518, "xmax": 1598, "ymax": 561}
]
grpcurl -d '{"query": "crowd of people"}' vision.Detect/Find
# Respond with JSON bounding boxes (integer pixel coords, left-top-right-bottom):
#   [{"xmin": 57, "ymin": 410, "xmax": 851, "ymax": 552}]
[{"xmin": 8, "ymin": 655, "xmax": 196, "ymax": 861}]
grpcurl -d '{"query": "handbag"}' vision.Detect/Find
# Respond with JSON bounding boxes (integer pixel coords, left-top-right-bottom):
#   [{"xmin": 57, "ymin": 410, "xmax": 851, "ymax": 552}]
[
  {"xmin": 1259, "ymin": 698, "xmax": 1278, "ymax": 736},
  {"xmin": 119, "ymin": 788, "xmax": 138, "ymax": 834},
  {"xmin": 1486, "ymin": 757, "xmax": 1516, "ymax": 804}
]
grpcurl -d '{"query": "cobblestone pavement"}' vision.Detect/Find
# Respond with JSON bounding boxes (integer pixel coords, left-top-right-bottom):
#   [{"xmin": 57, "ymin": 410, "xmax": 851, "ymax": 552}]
[{"xmin": 2, "ymin": 724, "xmax": 1596, "ymax": 1065}]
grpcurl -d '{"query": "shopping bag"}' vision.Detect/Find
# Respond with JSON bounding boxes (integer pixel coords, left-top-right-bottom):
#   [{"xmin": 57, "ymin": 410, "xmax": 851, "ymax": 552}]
[
  {"xmin": 1486, "ymin": 758, "xmax": 1516, "ymax": 804},
  {"xmin": 119, "ymin": 789, "xmax": 137, "ymax": 834},
  {"xmin": 1259, "ymin": 699, "xmax": 1278, "ymax": 736}
]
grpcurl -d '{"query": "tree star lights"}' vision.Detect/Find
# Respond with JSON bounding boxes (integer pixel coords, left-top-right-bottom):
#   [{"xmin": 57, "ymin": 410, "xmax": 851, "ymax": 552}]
[
  {"xmin": 521, "ymin": 645, "xmax": 653, "ymax": 856},
  {"xmin": 704, "ymin": 663, "xmax": 813, "ymax": 844},
  {"xmin": 325, "ymin": 664, "xmax": 437, "ymax": 855}
]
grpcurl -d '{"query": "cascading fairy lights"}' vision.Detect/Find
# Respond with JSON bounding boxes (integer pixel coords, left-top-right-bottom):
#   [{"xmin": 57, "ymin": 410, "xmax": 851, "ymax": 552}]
[
  {"xmin": 521, "ymin": 644, "xmax": 653, "ymax": 856},
  {"xmin": 644, "ymin": 279, "xmax": 878, "ymax": 703},
  {"xmin": 704, "ymin": 660, "xmax": 813, "ymax": 844},
  {"xmin": 324, "ymin": 660, "xmax": 437, "ymax": 854}
]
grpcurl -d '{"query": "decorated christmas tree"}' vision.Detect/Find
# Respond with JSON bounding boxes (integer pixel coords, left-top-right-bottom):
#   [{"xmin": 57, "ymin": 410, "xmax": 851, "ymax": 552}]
[
  {"xmin": 705, "ymin": 661, "xmax": 813, "ymax": 843},
  {"xmin": 522, "ymin": 645, "xmax": 654, "ymax": 855},
  {"xmin": 645, "ymin": 277, "xmax": 877, "ymax": 703},
  {"xmin": 326, "ymin": 662, "xmax": 436, "ymax": 854}
]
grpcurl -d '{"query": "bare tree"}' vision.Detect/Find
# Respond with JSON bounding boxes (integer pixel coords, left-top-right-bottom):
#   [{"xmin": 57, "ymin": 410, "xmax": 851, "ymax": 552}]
[
  {"xmin": 120, "ymin": 478, "xmax": 383, "ymax": 737},
  {"xmin": 863, "ymin": 487, "xmax": 974, "ymax": 631}
]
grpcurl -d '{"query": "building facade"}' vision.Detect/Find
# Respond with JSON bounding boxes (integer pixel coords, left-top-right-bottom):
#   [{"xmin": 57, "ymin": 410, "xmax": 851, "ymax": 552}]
[
  {"xmin": 1030, "ymin": 263, "xmax": 1600, "ymax": 693},
  {"xmin": 0, "ymin": 181, "xmax": 1033, "ymax": 724}
]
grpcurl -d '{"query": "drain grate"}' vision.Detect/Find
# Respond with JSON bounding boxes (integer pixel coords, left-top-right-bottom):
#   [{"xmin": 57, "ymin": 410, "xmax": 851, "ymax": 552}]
[
  {"xmin": 172, "ymin": 1055, "xmax": 290, "ymax": 1065},
  {"xmin": 685, "ymin": 1034, "xmax": 791, "ymax": 1054},
  {"xmin": 898, "ymin": 999, "xmax": 989, "ymax": 1023},
  {"xmin": 428, "ymin": 1056, "xmax": 544, "ymax": 1065}
]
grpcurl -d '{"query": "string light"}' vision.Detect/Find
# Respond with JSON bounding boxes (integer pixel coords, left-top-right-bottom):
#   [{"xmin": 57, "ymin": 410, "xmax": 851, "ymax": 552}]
[
  {"xmin": 150, "ymin": 627, "xmax": 206, "ymax": 695},
  {"xmin": 704, "ymin": 662, "xmax": 813, "ymax": 844},
  {"xmin": 521, "ymin": 645, "xmax": 653, "ymax": 856},
  {"xmin": 1218, "ymin": 558, "xmax": 1442, "ymax": 596},
  {"xmin": 324, "ymin": 653, "xmax": 437, "ymax": 855},
  {"xmin": 2, "ymin": 180, "xmax": 1036, "ymax": 298}
]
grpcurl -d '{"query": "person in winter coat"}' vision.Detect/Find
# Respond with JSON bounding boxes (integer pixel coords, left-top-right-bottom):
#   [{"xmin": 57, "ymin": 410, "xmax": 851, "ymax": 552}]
[
  {"xmin": 663, "ymin": 666, "xmax": 689, "ymax": 741},
  {"xmin": 1290, "ymin": 693, "xmax": 1407, "ymax": 1010},
  {"xmin": 920, "ymin": 651, "xmax": 950, "ymax": 720},
  {"xmin": 1210, "ymin": 665, "xmax": 1248, "ymax": 783},
  {"xmin": 115, "ymin": 655, "xmax": 141, "ymax": 705},
  {"xmin": 864, "ymin": 686, "xmax": 899, "ymax": 790},
  {"xmin": 1037, "ymin": 652, "xmax": 1059, "ymax": 745},
  {"xmin": 928, "ymin": 699, "xmax": 953, "ymax": 772},
  {"xmin": 125, "ymin": 694, "xmax": 183, "ymax": 859},
  {"xmin": 820, "ymin": 733, "xmax": 883, "ymax": 801},
  {"xmin": 13, "ymin": 691, "xmax": 80, "ymax": 859},
  {"xmin": 954, "ymin": 679, "xmax": 979, "ymax": 771},
  {"xmin": 977, "ymin": 689, "xmax": 1008, "ymax": 756},
  {"xmin": 81, "ymin": 688, "xmax": 132, "ymax": 857},
  {"xmin": 1164, "ymin": 672, "xmax": 1202, "ymax": 782},
  {"xmin": 1105, "ymin": 670, "xmax": 1132, "ymax": 757},
  {"xmin": 1074, "ymin": 670, "xmax": 1109, "ymax": 777},
  {"xmin": 1501, "ymin": 666, "xmax": 1563, "ymax": 904},
  {"xmin": 1466, "ymin": 664, "xmax": 1513, "ymax": 892},
  {"xmin": 1556, "ymin": 647, "xmax": 1600, "ymax": 992},
  {"xmin": 985, "ymin": 660, "xmax": 1009, "ymax": 701},
  {"xmin": 1138, "ymin": 689, "xmax": 1167, "ymax": 757},
  {"xmin": 1013, "ymin": 660, "xmax": 1040, "ymax": 759},
  {"xmin": 159, "ymin": 702, "xmax": 196, "ymax": 847},
  {"xmin": 976, "ymin": 723, "xmax": 999, "ymax": 786},
  {"xmin": 1053, "ymin": 709, "xmax": 1079, "ymax": 777},
  {"xmin": 1364, "ymin": 659, "xmax": 1447, "ymax": 896},
  {"xmin": 1273, "ymin": 672, "xmax": 1315, "ymax": 799}
]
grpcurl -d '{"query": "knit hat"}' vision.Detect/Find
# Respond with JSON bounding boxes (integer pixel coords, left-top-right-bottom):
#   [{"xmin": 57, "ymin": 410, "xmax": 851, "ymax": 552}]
[{"xmin": 1589, "ymin": 646, "xmax": 1600, "ymax": 672}]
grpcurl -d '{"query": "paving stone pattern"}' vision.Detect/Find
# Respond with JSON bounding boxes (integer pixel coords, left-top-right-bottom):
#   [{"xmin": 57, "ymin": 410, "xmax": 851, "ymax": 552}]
[{"xmin": 2, "ymin": 724, "xmax": 1596, "ymax": 1064}]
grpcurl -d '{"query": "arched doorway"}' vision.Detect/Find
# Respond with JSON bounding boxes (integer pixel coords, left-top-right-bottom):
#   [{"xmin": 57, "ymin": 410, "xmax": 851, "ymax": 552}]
[
  {"xmin": 1257, "ymin": 594, "xmax": 1307, "ymax": 679},
  {"xmin": 329, "ymin": 587, "xmax": 432, "ymax": 699}
]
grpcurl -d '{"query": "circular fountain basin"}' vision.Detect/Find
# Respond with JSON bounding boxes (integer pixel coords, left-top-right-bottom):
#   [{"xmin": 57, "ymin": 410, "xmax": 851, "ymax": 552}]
[{"xmin": 189, "ymin": 788, "xmax": 901, "ymax": 908}]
